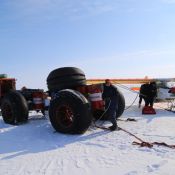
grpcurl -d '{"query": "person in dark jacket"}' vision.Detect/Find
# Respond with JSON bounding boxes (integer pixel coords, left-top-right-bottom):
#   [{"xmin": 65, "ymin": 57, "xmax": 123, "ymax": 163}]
[
  {"xmin": 139, "ymin": 82, "xmax": 157, "ymax": 108},
  {"xmin": 138, "ymin": 83, "xmax": 150, "ymax": 108},
  {"xmin": 102, "ymin": 79, "xmax": 119, "ymax": 131},
  {"xmin": 146, "ymin": 81, "xmax": 157, "ymax": 107}
]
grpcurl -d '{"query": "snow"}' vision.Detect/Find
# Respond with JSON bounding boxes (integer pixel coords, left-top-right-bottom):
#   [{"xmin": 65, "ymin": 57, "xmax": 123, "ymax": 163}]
[{"xmin": 0, "ymin": 86, "xmax": 175, "ymax": 175}]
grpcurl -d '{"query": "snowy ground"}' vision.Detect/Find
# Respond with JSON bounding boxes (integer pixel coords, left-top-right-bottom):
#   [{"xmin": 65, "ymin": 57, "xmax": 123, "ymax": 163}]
[{"xmin": 0, "ymin": 87, "xmax": 175, "ymax": 175}]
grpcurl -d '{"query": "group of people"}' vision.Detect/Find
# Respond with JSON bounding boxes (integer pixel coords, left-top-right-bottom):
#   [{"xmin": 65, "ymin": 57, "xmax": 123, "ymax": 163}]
[
  {"xmin": 138, "ymin": 81, "xmax": 157, "ymax": 108},
  {"xmin": 102, "ymin": 79, "xmax": 158, "ymax": 131}
]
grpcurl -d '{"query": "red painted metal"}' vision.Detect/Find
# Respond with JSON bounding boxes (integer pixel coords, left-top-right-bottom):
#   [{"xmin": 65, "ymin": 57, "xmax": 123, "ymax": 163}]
[
  {"xmin": 56, "ymin": 105, "xmax": 74, "ymax": 128},
  {"xmin": 142, "ymin": 106, "xmax": 156, "ymax": 115},
  {"xmin": 169, "ymin": 87, "xmax": 175, "ymax": 94},
  {"xmin": 32, "ymin": 92, "xmax": 44, "ymax": 110},
  {"xmin": 87, "ymin": 84, "xmax": 105, "ymax": 111},
  {"xmin": 0, "ymin": 78, "xmax": 16, "ymax": 97}
]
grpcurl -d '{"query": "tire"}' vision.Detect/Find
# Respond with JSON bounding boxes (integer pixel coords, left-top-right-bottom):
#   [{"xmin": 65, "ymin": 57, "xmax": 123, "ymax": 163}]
[
  {"xmin": 116, "ymin": 90, "xmax": 125, "ymax": 118},
  {"xmin": 47, "ymin": 67, "xmax": 86, "ymax": 92},
  {"xmin": 1, "ymin": 90, "xmax": 29, "ymax": 124},
  {"xmin": 49, "ymin": 89, "xmax": 92, "ymax": 134},
  {"xmin": 93, "ymin": 90, "xmax": 125, "ymax": 120}
]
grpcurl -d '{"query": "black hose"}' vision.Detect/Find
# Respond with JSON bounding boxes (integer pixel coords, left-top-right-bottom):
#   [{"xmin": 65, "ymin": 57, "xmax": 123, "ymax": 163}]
[
  {"xmin": 115, "ymin": 83, "xmax": 146, "ymax": 97},
  {"xmin": 124, "ymin": 93, "xmax": 139, "ymax": 110},
  {"xmin": 95, "ymin": 100, "xmax": 111, "ymax": 122},
  {"xmin": 114, "ymin": 83, "xmax": 140, "ymax": 110}
]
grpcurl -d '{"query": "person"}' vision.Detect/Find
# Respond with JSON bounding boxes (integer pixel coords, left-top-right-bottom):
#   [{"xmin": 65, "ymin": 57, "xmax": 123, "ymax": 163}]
[
  {"xmin": 21, "ymin": 86, "xmax": 27, "ymax": 91},
  {"xmin": 139, "ymin": 81, "xmax": 157, "ymax": 108},
  {"xmin": 138, "ymin": 83, "xmax": 150, "ymax": 108},
  {"xmin": 146, "ymin": 81, "xmax": 157, "ymax": 107},
  {"xmin": 102, "ymin": 79, "xmax": 119, "ymax": 131}
]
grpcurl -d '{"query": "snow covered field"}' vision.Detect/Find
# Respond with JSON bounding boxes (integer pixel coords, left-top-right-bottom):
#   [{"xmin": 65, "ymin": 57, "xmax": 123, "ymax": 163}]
[{"xmin": 0, "ymin": 87, "xmax": 175, "ymax": 175}]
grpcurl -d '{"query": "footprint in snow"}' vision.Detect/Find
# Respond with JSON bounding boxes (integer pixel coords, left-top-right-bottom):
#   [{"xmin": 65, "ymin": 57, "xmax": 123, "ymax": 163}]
[
  {"xmin": 125, "ymin": 170, "xmax": 138, "ymax": 175},
  {"xmin": 147, "ymin": 161, "xmax": 167, "ymax": 173}
]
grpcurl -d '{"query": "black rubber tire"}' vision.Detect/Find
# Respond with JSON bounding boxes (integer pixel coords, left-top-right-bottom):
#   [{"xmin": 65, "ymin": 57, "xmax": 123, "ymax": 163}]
[
  {"xmin": 1, "ymin": 90, "xmax": 29, "ymax": 124},
  {"xmin": 47, "ymin": 67, "xmax": 86, "ymax": 92},
  {"xmin": 93, "ymin": 90, "xmax": 125, "ymax": 120},
  {"xmin": 49, "ymin": 89, "xmax": 92, "ymax": 134},
  {"xmin": 116, "ymin": 90, "xmax": 125, "ymax": 118}
]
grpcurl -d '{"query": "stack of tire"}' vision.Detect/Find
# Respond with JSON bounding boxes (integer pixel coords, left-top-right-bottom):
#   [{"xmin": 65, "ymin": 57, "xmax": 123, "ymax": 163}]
[
  {"xmin": 47, "ymin": 67, "xmax": 86, "ymax": 92},
  {"xmin": 47, "ymin": 67, "xmax": 125, "ymax": 134}
]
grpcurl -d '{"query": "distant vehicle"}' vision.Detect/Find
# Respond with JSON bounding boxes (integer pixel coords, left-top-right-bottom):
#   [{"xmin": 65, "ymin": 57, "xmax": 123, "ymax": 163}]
[
  {"xmin": 156, "ymin": 80, "xmax": 175, "ymax": 101},
  {"xmin": 0, "ymin": 74, "xmax": 48, "ymax": 124}
]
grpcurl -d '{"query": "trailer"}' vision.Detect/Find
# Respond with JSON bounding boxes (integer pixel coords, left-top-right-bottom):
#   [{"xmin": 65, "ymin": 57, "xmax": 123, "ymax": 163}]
[
  {"xmin": 0, "ymin": 75, "xmax": 48, "ymax": 124},
  {"xmin": 47, "ymin": 67, "xmax": 125, "ymax": 134}
]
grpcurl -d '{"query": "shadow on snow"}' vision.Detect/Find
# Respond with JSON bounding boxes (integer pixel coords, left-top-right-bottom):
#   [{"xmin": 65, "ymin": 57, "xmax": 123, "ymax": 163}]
[{"xmin": 0, "ymin": 116, "xmax": 109, "ymax": 160}]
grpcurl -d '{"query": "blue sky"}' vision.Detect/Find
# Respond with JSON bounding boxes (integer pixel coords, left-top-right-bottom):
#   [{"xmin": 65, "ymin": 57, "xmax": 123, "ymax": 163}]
[{"xmin": 1, "ymin": 0, "xmax": 175, "ymax": 90}]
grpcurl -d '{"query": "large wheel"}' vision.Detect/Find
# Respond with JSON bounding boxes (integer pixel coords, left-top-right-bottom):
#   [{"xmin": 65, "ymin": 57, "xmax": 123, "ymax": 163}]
[
  {"xmin": 116, "ymin": 90, "xmax": 125, "ymax": 118},
  {"xmin": 47, "ymin": 67, "xmax": 86, "ymax": 92},
  {"xmin": 49, "ymin": 89, "xmax": 92, "ymax": 134},
  {"xmin": 1, "ymin": 90, "xmax": 29, "ymax": 124},
  {"xmin": 93, "ymin": 90, "xmax": 125, "ymax": 120}
]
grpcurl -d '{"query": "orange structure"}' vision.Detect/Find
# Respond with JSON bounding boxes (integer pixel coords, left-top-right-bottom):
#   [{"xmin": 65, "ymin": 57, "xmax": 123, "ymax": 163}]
[{"xmin": 87, "ymin": 78, "xmax": 152, "ymax": 84}]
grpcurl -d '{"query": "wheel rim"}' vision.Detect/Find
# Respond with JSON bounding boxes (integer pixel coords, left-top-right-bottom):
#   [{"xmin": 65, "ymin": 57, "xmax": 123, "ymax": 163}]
[
  {"xmin": 56, "ymin": 105, "xmax": 74, "ymax": 128},
  {"xmin": 2, "ymin": 103, "xmax": 14, "ymax": 122}
]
